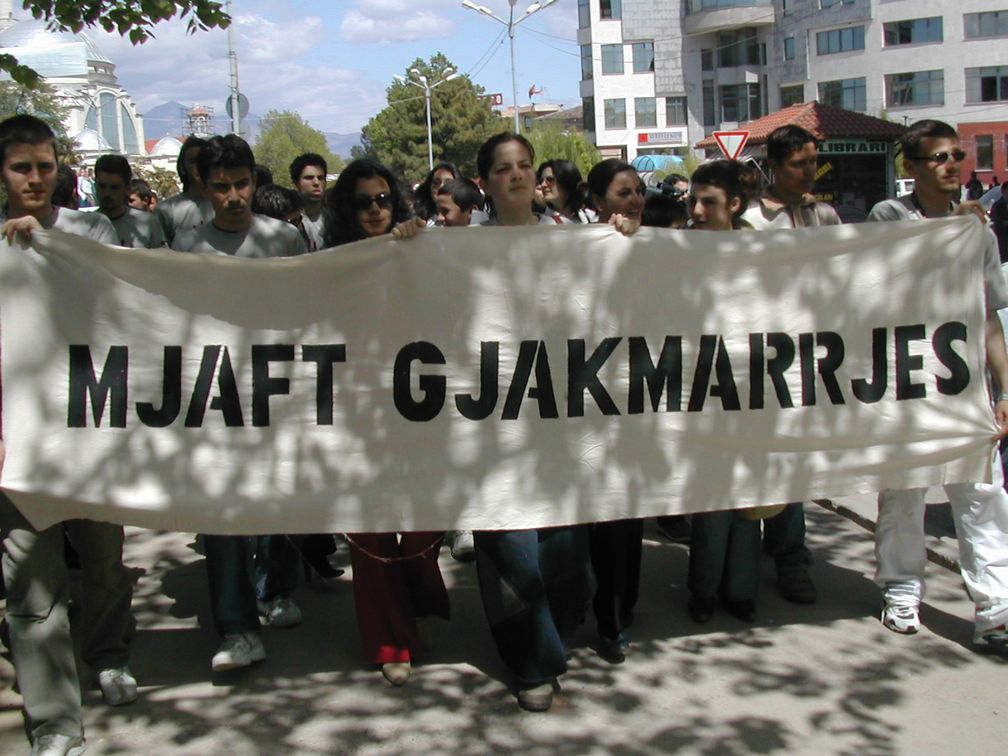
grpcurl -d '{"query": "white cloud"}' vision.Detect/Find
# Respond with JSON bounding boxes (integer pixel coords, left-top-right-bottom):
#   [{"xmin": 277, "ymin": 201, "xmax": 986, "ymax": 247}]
[{"xmin": 339, "ymin": 9, "xmax": 455, "ymax": 44}]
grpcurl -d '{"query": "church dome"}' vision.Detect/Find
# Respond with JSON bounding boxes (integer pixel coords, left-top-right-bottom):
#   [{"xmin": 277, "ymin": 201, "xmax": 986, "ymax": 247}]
[{"xmin": 0, "ymin": 19, "xmax": 112, "ymax": 78}]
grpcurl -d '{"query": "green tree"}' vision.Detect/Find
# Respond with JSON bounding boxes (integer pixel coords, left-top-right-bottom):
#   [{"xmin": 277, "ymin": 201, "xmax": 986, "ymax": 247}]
[
  {"xmin": 524, "ymin": 123, "xmax": 602, "ymax": 177},
  {"xmin": 3, "ymin": 1, "xmax": 230, "ymax": 86},
  {"xmin": 0, "ymin": 80, "xmax": 75, "ymax": 159},
  {"xmin": 253, "ymin": 110, "xmax": 343, "ymax": 188},
  {"xmin": 358, "ymin": 53, "xmax": 501, "ymax": 182},
  {"xmin": 133, "ymin": 164, "xmax": 180, "ymax": 199}
]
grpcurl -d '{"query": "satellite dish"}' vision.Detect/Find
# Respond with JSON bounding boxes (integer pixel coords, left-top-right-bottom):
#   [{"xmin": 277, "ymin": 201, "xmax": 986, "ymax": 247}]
[{"xmin": 225, "ymin": 93, "xmax": 250, "ymax": 119}]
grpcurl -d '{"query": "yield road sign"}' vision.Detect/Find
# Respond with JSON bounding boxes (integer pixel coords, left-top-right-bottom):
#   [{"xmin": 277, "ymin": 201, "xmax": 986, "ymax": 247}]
[{"xmin": 713, "ymin": 130, "xmax": 750, "ymax": 160}]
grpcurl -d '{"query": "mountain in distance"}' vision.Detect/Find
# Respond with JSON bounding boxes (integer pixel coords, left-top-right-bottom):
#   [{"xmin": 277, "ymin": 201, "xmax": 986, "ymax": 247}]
[
  {"xmin": 141, "ymin": 100, "xmax": 261, "ymax": 143},
  {"xmin": 326, "ymin": 132, "xmax": 361, "ymax": 159}
]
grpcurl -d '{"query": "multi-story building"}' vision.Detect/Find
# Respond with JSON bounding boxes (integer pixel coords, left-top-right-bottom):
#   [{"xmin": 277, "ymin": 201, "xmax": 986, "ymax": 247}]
[{"xmin": 578, "ymin": 0, "xmax": 1008, "ymax": 182}]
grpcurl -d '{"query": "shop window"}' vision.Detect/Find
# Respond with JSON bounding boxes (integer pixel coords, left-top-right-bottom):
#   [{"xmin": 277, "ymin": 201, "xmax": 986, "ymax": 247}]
[
  {"xmin": 601, "ymin": 0, "xmax": 622, "ymax": 20},
  {"xmin": 635, "ymin": 97, "xmax": 657, "ymax": 128},
  {"xmin": 965, "ymin": 11, "xmax": 1008, "ymax": 39},
  {"xmin": 818, "ymin": 77, "xmax": 866, "ymax": 111},
  {"xmin": 601, "ymin": 44, "xmax": 624, "ymax": 75},
  {"xmin": 885, "ymin": 70, "xmax": 944, "ymax": 107},
  {"xmin": 632, "ymin": 42, "xmax": 655, "ymax": 73},
  {"xmin": 816, "ymin": 26, "xmax": 865, "ymax": 55},
  {"xmin": 883, "ymin": 17, "xmax": 943, "ymax": 46},
  {"xmin": 604, "ymin": 98, "xmax": 627, "ymax": 129},
  {"xmin": 966, "ymin": 66, "xmax": 1008, "ymax": 103},
  {"xmin": 666, "ymin": 96, "xmax": 688, "ymax": 126},
  {"xmin": 780, "ymin": 84, "xmax": 804, "ymax": 107}
]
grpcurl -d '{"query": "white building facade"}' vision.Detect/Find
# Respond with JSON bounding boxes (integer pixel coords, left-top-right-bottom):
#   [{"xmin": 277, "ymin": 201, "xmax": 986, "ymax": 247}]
[{"xmin": 579, "ymin": 0, "xmax": 1008, "ymax": 179}]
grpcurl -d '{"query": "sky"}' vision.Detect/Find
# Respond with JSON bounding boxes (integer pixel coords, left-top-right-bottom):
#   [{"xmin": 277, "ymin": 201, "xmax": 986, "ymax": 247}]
[{"xmin": 83, "ymin": 0, "xmax": 582, "ymax": 135}]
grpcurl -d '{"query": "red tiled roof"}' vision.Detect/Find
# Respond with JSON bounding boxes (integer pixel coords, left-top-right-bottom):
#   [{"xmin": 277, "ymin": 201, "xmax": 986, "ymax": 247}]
[
  {"xmin": 694, "ymin": 101, "xmax": 906, "ymax": 149},
  {"xmin": 145, "ymin": 138, "xmax": 160, "ymax": 154}
]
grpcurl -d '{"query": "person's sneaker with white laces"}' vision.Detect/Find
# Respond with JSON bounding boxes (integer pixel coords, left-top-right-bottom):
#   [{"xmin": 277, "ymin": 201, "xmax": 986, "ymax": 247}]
[
  {"xmin": 97, "ymin": 666, "xmax": 138, "ymax": 706},
  {"xmin": 257, "ymin": 597, "xmax": 302, "ymax": 628},
  {"xmin": 973, "ymin": 624, "xmax": 1008, "ymax": 651},
  {"xmin": 211, "ymin": 632, "xmax": 266, "ymax": 671},
  {"xmin": 881, "ymin": 602, "xmax": 920, "ymax": 634},
  {"xmin": 30, "ymin": 733, "xmax": 86, "ymax": 756}
]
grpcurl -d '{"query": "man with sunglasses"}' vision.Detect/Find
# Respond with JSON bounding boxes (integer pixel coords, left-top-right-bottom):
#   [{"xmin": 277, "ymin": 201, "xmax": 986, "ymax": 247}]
[{"xmin": 867, "ymin": 119, "xmax": 1008, "ymax": 651}]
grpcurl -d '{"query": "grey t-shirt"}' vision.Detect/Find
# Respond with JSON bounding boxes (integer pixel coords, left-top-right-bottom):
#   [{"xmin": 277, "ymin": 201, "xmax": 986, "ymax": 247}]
[
  {"xmin": 0, "ymin": 206, "xmax": 117, "ymax": 244},
  {"xmin": 867, "ymin": 195, "xmax": 1008, "ymax": 310},
  {"xmin": 156, "ymin": 192, "xmax": 214, "ymax": 244},
  {"xmin": 105, "ymin": 206, "xmax": 166, "ymax": 249},
  {"xmin": 171, "ymin": 213, "xmax": 308, "ymax": 258}
]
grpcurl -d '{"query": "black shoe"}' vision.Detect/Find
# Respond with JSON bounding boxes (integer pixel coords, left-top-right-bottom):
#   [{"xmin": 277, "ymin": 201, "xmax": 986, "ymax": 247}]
[
  {"xmin": 724, "ymin": 599, "xmax": 756, "ymax": 622},
  {"xmin": 777, "ymin": 563, "xmax": 817, "ymax": 604},
  {"xmin": 656, "ymin": 515, "xmax": 691, "ymax": 543},
  {"xmin": 596, "ymin": 633, "xmax": 630, "ymax": 664},
  {"xmin": 688, "ymin": 595, "xmax": 716, "ymax": 623}
]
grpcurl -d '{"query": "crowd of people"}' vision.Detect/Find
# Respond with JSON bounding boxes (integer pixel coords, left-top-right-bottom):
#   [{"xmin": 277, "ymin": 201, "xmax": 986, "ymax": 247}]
[{"xmin": 1, "ymin": 110, "xmax": 1008, "ymax": 754}]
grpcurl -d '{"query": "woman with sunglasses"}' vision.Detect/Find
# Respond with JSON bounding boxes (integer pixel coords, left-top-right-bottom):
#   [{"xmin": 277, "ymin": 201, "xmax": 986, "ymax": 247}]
[
  {"xmin": 536, "ymin": 159, "xmax": 592, "ymax": 223},
  {"xmin": 321, "ymin": 159, "xmax": 446, "ymax": 686}
]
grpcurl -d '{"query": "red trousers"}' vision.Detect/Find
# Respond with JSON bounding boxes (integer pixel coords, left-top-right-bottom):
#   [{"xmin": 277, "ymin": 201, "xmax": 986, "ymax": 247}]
[{"xmin": 348, "ymin": 532, "xmax": 449, "ymax": 664}]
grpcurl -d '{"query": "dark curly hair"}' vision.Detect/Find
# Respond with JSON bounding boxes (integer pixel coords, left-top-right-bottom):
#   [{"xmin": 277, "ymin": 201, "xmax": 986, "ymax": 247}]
[
  {"xmin": 322, "ymin": 158, "xmax": 413, "ymax": 247},
  {"xmin": 415, "ymin": 162, "xmax": 459, "ymax": 220}
]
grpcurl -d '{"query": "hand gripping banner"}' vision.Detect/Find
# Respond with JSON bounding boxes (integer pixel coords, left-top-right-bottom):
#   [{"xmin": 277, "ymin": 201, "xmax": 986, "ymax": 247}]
[{"xmin": 0, "ymin": 218, "xmax": 998, "ymax": 534}]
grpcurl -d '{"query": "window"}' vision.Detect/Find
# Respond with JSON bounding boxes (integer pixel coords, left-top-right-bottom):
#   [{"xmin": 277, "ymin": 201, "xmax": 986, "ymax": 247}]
[
  {"xmin": 885, "ymin": 70, "xmax": 944, "ymax": 107},
  {"xmin": 577, "ymin": 0, "xmax": 590, "ymax": 29},
  {"xmin": 702, "ymin": 81, "xmax": 715, "ymax": 126},
  {"xmin": 719, "ymin": 82, "xmax": 762, "ymax": 123},
  {"xmin": 581, "ymin": 45, "xmax": 593, "ymax": 81},
  {"xmin": 701, "ymin": 48, "xmax": 714, "ymax": 72},
  {"xmin": 582, "ymin": 97, "xmax": 595, "ymax": 131},
  {"xmin": 965, "ymin": 11, "xmax": 1008, "ymax": 39},
  {"xmin": 632, "ymin": 42, "xmax": 655, "ymax": 73},
  {"xmin": 818, "ymin": 77, "xmax": 866, "ymax": 111},
  {"xmin": 718, "ymin": 27, "xmax": 761, "ymax": 67},
  {"xmin": 820, "ymin": 0, "xmax": 854, "ymax": 8},
  {"xmin": 883, "ymin": 17, "xmax": 943, "ymax": 46},
  {"xmin": 635, "ymin": 97, "xmax": 657, "ymax": 128},
  {"xmin": 601, "ymin": 44, "xmax": 624, "ymax": 75},
  {"xmin": 966, "ymin": 66, "xmax": 1008, "ymax": 103},
  {"xmin": 977, "ymin": 135, "xmax": 994, "ymax": 171},
  {"xmin": 666, "ymin": 96, "xmax": 688, "ymax": 125},
  {"xmin": 604, "ymin": 98, "xmax": 627, "ymax": 129},
  {"xmin": 780, "ymin": 84, "xmax": 804, "ymax": 107},
  {"xmin": 816, "ymin": 26, "xmax": 865, "ymax": 55},
  {"xmin": 784, "ymin": 36, "xmax": 796, "ymax": 61},
  {"xmin": 601, "ymin": 0, "xmax": 622, "ymax": 20},
  {"xmin": 99, "ymin": 92, "xmax": 121, "ymax": 152}
]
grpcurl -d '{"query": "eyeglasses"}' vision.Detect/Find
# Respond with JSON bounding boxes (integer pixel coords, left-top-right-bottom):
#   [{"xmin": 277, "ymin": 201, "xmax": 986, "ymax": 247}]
[
  {"xmin": 907, "ymin": 149, "xmax": 967, "ymax": 164},
  {"xmin": 353, "ymin": 192, "xmax": 393, "ymax": 212},
  {"xmin": 539, "ymin": 175, "xmax": 557, "ymax": 185}
]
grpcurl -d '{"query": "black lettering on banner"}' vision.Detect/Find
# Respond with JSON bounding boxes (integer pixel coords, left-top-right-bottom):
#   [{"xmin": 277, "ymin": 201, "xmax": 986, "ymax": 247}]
[
  {"xmin": 67, "ymin": 345, "xmax": 127, "ymax": 427},
  {"xmin": 815, "ymin": 331, "xmax": 846, "ymax": 404},
  {"xmin": 894, "ymin": 324, "xmax": 927, "ymax": 400},
  {"xmin": 568, "ymin": 337, "xmax": 621, "ymax": 417},
  {"xmin": 628, "ymin": 336, "xmax": 682, "ymax": 413},
  {"xmin": 184, "ymin": 345, "xmax": 244, "ymax": 427},
  {"xmin": 252, "ymin": 345, "xmax": 295, "ymax": 426},
  {"xmin": 799, "ymin": 333, "xmax": 815, "ymax": 406},
  {"xmin": 393, "ymin": 342, "xmax": 446, "ymax": 422},
  {"xmin": 136, "ymin": 346, "xmax": 182, "ymax": 427},
  {"xmin": 502, "ymin": 340, "xmax": 559, "ymax": 420},
  {"xmin": 688, "ymin": 335, "xmax": 740, "ymax": 412},
  {"xmin": 301, "ymin": 344, "xmax": 347, "ymax": 425},
  {"xmin": 765, "ymin": 332, "xmax": 795, "ymax": 408},
  {"xmin": 749, "ymin": 333, "xmax": 764, "ymax": 410},
  {"xmin": 851, "ymin": 327, "xmax": 887, "ymax": 403},
  {"xmin": 455, "ymin": 341, "xmax": 499, "ymax": 420},
  {"xmin": 932, "ymin": 321, "xmax": 969, "ymax": 395}
]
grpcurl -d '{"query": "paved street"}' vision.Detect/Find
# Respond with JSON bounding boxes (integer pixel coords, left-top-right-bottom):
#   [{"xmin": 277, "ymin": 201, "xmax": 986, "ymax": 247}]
[{"xmin": 1, "ymin": 501, "xmax": 1004, "ymax": 755}]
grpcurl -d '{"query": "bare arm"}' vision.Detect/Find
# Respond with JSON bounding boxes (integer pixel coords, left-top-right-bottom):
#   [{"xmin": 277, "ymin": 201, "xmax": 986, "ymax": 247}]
[{"xmin": 984, "ymin": 311, "xmax": 1008, "ymax": 436}]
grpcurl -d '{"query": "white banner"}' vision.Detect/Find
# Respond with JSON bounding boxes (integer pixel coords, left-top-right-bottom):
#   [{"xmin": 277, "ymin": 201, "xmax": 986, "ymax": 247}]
[{"xmin": 0, "ymin": 218, "xmax": 997, "ymax": 534}]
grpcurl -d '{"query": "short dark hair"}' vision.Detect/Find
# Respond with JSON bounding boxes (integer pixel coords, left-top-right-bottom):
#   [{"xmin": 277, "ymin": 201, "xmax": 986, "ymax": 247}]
[
  {"xmin": 416, "ymin": 162, "xmax": 459, "ymax": 219},
  {"xmin": 196, "ymin": 134, "xmax": 256, "ymax": 184},
  {"xmin": 254, "ymin": 164, "xmax": 273, "ymax": 188},
  {"xmin": 0, "ymin": 113, "xmax": 58, "ymax": 166},
  {"xmin": 437, "ymin": 177, "xmax": 484, "ymax": 213},
  {"xmin": 690, "ymin": 159, "xmax": 746, "ymax": 220},
  {"xmin": 129, "ymin": 178, "xmax": 154, "ymax": 202},
  {"xmin": 176, "ymin": 135, "xmax": 208, "ymax": 190},
  {"xmin": 289, "ymin": 152, "xmax": 328, "ymax": 185},
  {"xmin": 476, "ymin": 133, "xmax": 534, "ymax": 181},
  {"xmin": 642, "ymin": 193, "xmax": 688, "ymax": 228},
  {"xmin": 52, "ymin": 163, "xmax": 78, "ymax": 209},
  {"xmin": 537, "ymin": 159, "xmax": 586, "ymax": 218},
  {"xmin": 322, "ymin": 158, "xmax": 412, "ymax": 247},
  {"xmin": 94, "ymin": 154, "xmax": 132, "ymax": 183},
  {"xmin": 586, "ymin": 158, "xmax": 637, "ymax": 201},
  {"xmin": 252, "ymin": 183, "xmax": 304, "ymax": 220},
  {"xmin": 899, "ymin": 119, "xmax": 958, "ymax": 160},
  {"xmin": 766, "ymin": 125, "xmax": 819, "ymax": 165}
]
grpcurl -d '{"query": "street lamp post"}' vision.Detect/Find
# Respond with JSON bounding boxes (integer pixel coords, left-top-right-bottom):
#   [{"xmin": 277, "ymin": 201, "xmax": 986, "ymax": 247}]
[
  {"xmin": 461, "ymin": 0, "xmax": 558, "ymax": 134},
  {"xmin": 395, "ymin": 68, "xmax": 460, "ymax": 170}
]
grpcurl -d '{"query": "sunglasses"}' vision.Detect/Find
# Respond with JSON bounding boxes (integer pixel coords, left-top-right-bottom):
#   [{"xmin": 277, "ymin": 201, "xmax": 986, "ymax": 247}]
[
  {"xmin": 908, "ymin": 149, "xmax": 967, "ymax": 164},
  {"xmin": 353, "ymin": 192, "xmax": 394, "ymax": 211}
]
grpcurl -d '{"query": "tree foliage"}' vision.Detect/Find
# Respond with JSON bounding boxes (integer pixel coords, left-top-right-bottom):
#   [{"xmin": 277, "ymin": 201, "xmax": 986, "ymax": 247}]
[
  {"xmin": 0, "ymin": 80, "xmax": 76, "ymax": 159},
  {"xmin": 253, "ymin": 110, "xmax": 343, "ymax": 188},
  {"xmin": 4, "ymin": 1, "xmax": 230, "ymax": 86},
  {"xmin": 524, "ymin": 123, "xmax": 602, "ymax": 178},
  {"xmin": 357, "ymin": 53, "xmax": 502, "ymax": 182},
  {"xmin": 133, "ymin": 164, "xmax": 180, "ymax": 199}
]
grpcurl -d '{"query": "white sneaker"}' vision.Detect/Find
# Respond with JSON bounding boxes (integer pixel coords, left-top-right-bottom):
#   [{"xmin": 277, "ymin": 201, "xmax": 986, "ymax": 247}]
[
  {"xmin": 30, "ymin": 733, "xmax": 86, "ymax": 756},
  {"xmin": 881, "ymin": 602, "xmax": 920, "ymax": 634},
  {"xmin": 97, "ymin": 666, "xmax": 138, "ymax": 706},
  {"xmin": 258, "ymin": 597, "xmax": 302, "ymax": 628},
  {"xmin": 211, "ymin": 632, "xmax": 266, "ymax": 671}
]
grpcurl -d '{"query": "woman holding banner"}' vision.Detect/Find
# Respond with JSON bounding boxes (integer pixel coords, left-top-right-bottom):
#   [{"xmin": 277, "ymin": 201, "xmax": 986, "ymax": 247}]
[{"xmin": 322, "ymin": 159, "xmax": 447, "ymax": 686}]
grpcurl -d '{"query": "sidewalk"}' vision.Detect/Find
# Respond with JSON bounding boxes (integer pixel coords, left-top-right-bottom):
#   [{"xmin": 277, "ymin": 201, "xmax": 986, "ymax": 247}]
[{"xmin": 1, "ymin": 505, "xmax": 1004, "ymax": 755}]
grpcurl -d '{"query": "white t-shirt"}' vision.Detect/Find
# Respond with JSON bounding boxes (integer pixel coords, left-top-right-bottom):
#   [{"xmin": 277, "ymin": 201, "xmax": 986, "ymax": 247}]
[{"xmin": 105, "ymin": 206, "xmax": 166, "ymax": 248}]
